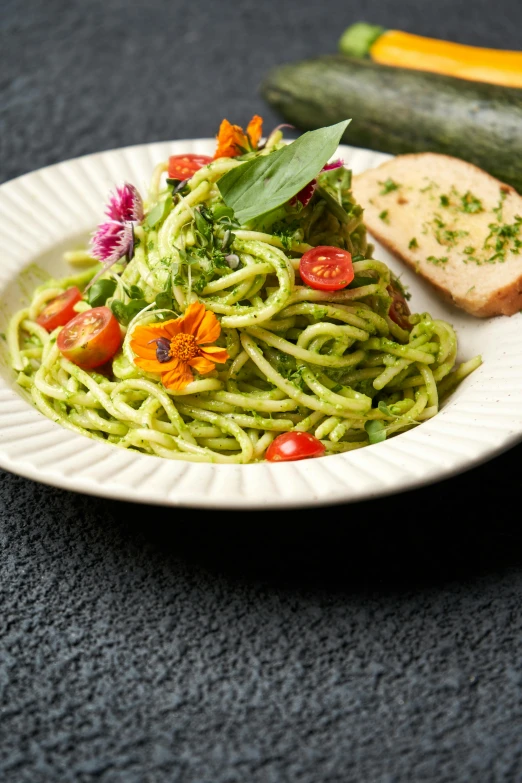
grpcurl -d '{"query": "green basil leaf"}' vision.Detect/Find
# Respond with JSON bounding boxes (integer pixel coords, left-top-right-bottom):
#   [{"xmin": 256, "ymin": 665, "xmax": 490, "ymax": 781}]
[
  {"xmin": 365, "ymin": 420, "xmax": 387, "ymax": 444},
  {"xmin": 87, "ymin": 278, "xmax": 117, "ymax": 307},
  {"xmin": 217, "ymin": 120, "xmax": 351, "ymax": 224},
  {"xmin": 144, "ymin": 195, "xmax": 173, "ymax": 229}
]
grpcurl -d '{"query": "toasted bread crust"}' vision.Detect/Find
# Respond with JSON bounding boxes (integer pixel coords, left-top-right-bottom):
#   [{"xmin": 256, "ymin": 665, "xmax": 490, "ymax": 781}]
[{"xmin": 353, "ymin": 153, "xmax": 522, "ymax": 317}]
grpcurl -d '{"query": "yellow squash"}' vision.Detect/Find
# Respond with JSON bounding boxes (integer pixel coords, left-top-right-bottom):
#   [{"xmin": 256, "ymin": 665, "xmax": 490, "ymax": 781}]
[{"xmin": 339, "ymin": 23, "xmax": 522, "ymax": 89}]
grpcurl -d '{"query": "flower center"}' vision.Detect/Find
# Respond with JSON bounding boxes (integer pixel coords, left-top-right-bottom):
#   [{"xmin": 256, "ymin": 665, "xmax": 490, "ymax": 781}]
[{"xmin": 169, "ymin": 333, "xmax": 200, "ymax": 362}]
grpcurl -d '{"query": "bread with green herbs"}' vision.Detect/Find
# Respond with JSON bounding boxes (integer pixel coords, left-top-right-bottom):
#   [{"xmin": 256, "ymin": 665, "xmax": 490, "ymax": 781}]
[{"xmin": 352, "ymin": 153, "xmax": 522, "ymax": 317}]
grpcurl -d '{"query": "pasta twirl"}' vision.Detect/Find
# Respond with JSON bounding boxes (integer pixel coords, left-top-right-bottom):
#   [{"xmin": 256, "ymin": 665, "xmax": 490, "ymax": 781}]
[{"xmin": 8, "ymin": 121, "xmax": 481, "ymax": 463}]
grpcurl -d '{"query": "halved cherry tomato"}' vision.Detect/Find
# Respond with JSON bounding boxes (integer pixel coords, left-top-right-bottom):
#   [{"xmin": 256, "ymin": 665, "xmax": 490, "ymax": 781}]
[
  {"xmin": 168, "ymin": 154, "xmax": 213, "ymax": 180},
  {"xmin": 299, "ymin": 246, "xmax": 354, "ymax": 291},
  {"xmin": 35, "ymin": 287, "xmax": 83, "ymax": 332},
  {"xmin": 57, "ymin": 306, "xmax": 121, "ymax": 370},
  {"xmin": 387, "ymin": 281, "xmax": 412, "ymax": 331},
  {"xmin": 265, "ymin": 431, "xmax": 326, "ymax": 463}
]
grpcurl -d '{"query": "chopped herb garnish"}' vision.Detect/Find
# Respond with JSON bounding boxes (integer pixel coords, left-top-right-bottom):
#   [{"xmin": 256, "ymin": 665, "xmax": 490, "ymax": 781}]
[
  {"xmin": 461, "ymin": 191, "xmax": 483, "ymax": 214},
  {"xmin": 493, "ymin": 190, "xmax": 507, "ymax": 221},
  {"xmin": 436, "ymin": 228, "xmax": 469, "ymax": 247},
  {"xmin": 272, "ymin": 220, "xmax": 302, "ymax": 250},
  {"xmin": 484, "ymin": 215, "xmax": 522, "ymax": 262},
  {"xmin": 408, "ymin": 237, "xmax": 418, "ymax": 249},
  {"xmin": 440, "ymin": 195, "xmax": 450, "ymax": 207},
  {"xmin": 379, "ymin": 210, "xmax": 389, "ymax": 223},
  {"xmin": 379, "ymin": 178, "xmax": 400, "ymax": 195},
  {"xmin": 427, "ymin": 255, "xmax": 449, "ymax": 266}
]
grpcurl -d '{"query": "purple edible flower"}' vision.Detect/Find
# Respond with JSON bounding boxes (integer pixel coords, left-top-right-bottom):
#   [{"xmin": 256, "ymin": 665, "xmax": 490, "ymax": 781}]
[
  {"xmin": 293, "ymin": 180, "xmax": 317, "ymax": 208},
  {"xmin": 105, "ymin": 183, "xmax": 144, "ymax": 223},
  {"xmin": 87, "ymin": 182, "xmax": 144, "ymax": 289},
  {"xmin": 90, "ymin": 221, "xmax": 135, "ymax": 267},
  {"xmin": 323, "ymin": 158, "xmax": 344, "ymax": 171}
]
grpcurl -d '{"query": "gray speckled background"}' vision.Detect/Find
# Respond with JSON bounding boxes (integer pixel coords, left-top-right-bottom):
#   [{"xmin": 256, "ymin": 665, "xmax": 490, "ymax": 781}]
[{"xmin": 1, "ymin": 1, "xmax": 522, "ymax": 781}]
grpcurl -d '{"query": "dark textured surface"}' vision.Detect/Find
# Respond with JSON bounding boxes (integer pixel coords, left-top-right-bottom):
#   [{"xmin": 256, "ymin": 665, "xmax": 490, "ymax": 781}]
[{"xmin": 1, "ymin": 1, "xmax": 522, "ymax": 781}]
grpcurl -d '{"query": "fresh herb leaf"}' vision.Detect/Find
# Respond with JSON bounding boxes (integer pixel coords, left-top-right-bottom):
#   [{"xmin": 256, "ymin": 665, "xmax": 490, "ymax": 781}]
[
  {"xmin": 126, "ymin": 285, "xmax": 144, "ymax": 299},
  {"xmin": 217, "ymin": 120, "xmax": 351, "ymax": 224},
  {"xmin": 87, "ymin": 278, "xmax": 117, "ymax": 307},
  {"xmin": 377, "ymin": 401, "xmax": 395, "ymax": 417},
  {"xmin": 439, "ymin": 194, "xmax": 450, "ymax": 207},
  {"xmin": 379, "ymin": 210, "xmax": 389, "ymax": 223},
  {"xmin": 110, "ymin": 298, "xmax": 149, "ymax": 326},
  {"xmin": 194, "ymin": 206, "xmax": 213, "ymax": 242},
  {"xmin": 408, "ymin": 237, "xmax": 418, "ymax": 249},
  {"xmin": 365, "ymin": 420, "xmax": 386, "ymax": 444},
  {"xmin": 155, "ymin": 292, "xmax": 174, "ymax": 310},
  {"xmin": 144, "ymin": 195, "xmax": 173, "ymax": 229},
  {"xmin": 211, "ymin": 204, "xmax": 236, "ymax": 222}
]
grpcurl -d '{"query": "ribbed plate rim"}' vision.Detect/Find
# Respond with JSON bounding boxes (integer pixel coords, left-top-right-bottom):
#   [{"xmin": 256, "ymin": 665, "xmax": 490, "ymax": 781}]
[{"xmin": 1, "ymin": 139, "xmax": 521, "ymax": 509}]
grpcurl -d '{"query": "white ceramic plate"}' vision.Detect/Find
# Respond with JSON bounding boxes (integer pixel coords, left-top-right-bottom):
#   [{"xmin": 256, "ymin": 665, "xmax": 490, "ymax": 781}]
[{"xmin": 1, "ymin": 140, "xmax": 521, "ymax": 509}]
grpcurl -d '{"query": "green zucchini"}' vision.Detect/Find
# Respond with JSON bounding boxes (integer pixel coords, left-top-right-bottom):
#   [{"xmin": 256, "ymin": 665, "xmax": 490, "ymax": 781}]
[{"xmin": 261, "ymin": 55, "xmax": 522, "ymax": 193}]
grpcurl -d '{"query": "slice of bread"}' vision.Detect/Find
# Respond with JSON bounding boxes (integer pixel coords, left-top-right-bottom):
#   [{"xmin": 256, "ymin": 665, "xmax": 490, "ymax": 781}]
[{"xmin": 352, "ymin": 153, "xmax": 522, "ymax": 317}]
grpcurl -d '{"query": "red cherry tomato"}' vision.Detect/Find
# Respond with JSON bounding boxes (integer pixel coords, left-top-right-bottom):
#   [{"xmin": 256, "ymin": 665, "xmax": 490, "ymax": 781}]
[
  {"xmin": 35, "ymin": 287, "xmax": 83, "ymax": 332},
  {"xmin": 266, "ymin": 431, "xmax": 326, "ymax": 463},
  {"xmin": 168, "ymin": 154, "xmax": 213, "ymax": 180},
  {"xmin": 57, "ymin": 306, "xmax": 122, "ymax": 370},
  {"xmin": 299, "ymin": 246, "xmax": 354, "ymax": 291},
  {"xmin": 387, "ymin": 281, "xmax": 412, "ymax": 331}
]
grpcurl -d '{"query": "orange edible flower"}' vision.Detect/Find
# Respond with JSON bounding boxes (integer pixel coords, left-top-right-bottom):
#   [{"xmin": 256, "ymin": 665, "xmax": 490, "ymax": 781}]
[
  {"xmin": 213, "ymin": 115, "xmax": 263, "ymax": 159},
  {"xmin": 130, "ymin": 302, "xmax": 229, "ymax": 391}
]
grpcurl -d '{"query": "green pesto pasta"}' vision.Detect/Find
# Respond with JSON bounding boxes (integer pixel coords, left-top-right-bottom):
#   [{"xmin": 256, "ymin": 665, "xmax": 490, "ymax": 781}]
[{"xmin": 8, "ymin": 124, "xmax": 481, "ymax": 463}]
